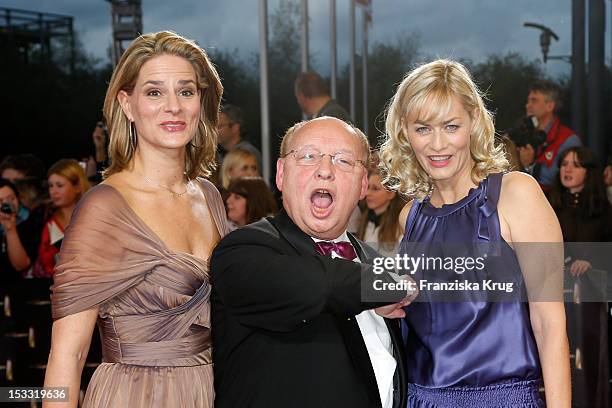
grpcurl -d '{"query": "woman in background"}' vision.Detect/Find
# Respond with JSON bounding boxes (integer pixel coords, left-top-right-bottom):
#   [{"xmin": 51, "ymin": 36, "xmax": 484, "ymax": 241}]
[
  {"xmin": 356, "ymin": 169, "xmax": 404, "ymax": 255},
  {"xmin": 548, "ymin": 146, "xmax": 611, "ymax": 408},
  {"xmin": 36, "ymin": 159, "xmax": 90, "ymax": 277},
  {"xmin": 225, "ymin": 176, "xmax": 277, "ymax": 229},
  {"xmin": 220, "ymin": 148, "xmax": 259, "ymax": 189},
  {"xmin": 549, "ymin": 146, "xmax": 612, "ymax": 247}
]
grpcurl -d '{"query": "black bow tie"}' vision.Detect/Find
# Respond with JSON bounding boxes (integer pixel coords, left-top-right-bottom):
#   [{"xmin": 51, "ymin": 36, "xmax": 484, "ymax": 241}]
[{"xmin": 367, "ymin": 209, "xmax": 381, "ymax": 227}]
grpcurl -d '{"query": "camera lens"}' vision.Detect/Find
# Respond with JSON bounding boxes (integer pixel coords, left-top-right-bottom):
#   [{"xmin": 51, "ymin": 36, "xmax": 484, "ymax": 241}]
[{"xmin": 0, "ymin": 203, "xmax": 14, "ymax": 214}]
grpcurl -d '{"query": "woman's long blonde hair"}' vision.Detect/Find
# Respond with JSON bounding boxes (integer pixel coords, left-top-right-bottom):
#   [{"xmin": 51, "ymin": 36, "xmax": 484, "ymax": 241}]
[
  {"xmin": 102, "ymin": 30, "xmax": 223, "ymax": 179},
  {"xmin": 379, "ymin": 59, "xmax": 508, "ymax": 199}
]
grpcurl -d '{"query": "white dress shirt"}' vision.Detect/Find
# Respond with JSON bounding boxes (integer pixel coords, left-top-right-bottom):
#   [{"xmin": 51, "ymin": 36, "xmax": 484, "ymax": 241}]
[{"xmin": 312, "ymin": 232, "xmax": 396, "ymax": 408}]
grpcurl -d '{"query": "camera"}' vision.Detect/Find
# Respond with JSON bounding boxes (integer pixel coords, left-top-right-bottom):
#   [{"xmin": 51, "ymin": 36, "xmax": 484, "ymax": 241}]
[
  {"xmin": 1, "ymin": 203, "xmax": 15, "ymax": 214},
  {"xmin": 506, "ymin": 117, "xmax": 547, "ymax": 149}
]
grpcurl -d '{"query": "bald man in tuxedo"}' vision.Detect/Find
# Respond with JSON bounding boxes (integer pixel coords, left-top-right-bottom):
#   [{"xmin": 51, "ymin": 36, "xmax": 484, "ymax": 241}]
[{"xmin": 211, "ymin": 117, "xmax": 411, "ymax": 408}]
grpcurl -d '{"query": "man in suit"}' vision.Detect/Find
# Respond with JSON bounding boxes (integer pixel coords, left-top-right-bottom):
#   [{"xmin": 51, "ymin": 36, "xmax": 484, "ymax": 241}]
[{"xmin": 211, "ymin": 117, "xmax": 411, "ymax": 408}]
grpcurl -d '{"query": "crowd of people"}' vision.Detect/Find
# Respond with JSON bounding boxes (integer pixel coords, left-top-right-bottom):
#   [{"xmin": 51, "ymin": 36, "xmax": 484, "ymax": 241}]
[
  {"xmin": 0, "ymin": 30, "xmax": 611, "ymax": 408},
  {"xmin": 0, "ymin": 156, "xmax": 91, "ymax": 284}
]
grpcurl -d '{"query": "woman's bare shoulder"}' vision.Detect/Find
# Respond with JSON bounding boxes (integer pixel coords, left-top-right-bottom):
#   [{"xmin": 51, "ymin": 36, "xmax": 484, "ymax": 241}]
[
  {"xmin": 499, "ymin": 171, "xmax": 544, "ymax": 208},
  {"xmin": 498, "ymin": 171, "xmax": 561, "ymax": 242},
  {"xmin": 501, "ymin": 170, "xmax": 539, "ymax": 190}
]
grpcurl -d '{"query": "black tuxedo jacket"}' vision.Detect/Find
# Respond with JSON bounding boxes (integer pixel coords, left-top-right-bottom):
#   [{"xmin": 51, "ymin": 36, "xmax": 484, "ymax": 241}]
[{"xmin": 211, "ymin": 210, "xmax": 407, "ymax": 408}]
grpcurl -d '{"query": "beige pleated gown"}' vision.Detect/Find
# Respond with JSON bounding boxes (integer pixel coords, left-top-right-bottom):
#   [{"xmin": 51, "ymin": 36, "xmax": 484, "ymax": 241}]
[{"xmin": 51, "ymin": 179, "xmax": 228, "ymax": 408}]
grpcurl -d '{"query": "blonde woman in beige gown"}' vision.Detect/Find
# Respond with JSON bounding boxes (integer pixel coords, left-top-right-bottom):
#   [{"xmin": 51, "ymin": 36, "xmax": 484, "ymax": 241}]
[{"xmin": 44, "ymin": 31, "xmax": 226, "ymax": 408}]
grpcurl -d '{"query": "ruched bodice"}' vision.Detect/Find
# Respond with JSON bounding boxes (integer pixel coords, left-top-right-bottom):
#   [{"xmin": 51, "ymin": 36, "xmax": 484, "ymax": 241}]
[
  {"xmin": 401, "ymin": 173, "xmax": 543, "ymax": 407},
  {"xmin": 51, "ymin": 179, "xmax": 228, "ymax": 407}
]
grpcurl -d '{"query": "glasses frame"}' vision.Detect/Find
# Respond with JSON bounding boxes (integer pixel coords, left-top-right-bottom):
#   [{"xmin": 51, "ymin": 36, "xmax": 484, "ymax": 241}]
[{"xmin": 282, "ymin": 146, "xmax": 366, "ymax": 172}]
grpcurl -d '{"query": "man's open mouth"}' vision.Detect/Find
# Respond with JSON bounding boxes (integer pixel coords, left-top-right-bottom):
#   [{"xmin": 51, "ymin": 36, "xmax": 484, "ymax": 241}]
[{"xmin": 310, "ymin": 188, "xmax": 335, "ymax": 218}]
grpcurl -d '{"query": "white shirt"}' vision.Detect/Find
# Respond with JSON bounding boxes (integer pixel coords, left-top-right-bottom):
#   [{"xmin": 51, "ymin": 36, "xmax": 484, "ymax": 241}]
[{"xmin": 312, "ymin": 232, "xmax": 396, "ymax": 408}]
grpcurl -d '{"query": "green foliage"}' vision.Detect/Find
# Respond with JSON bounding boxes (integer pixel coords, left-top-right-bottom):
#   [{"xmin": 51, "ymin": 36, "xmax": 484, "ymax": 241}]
[
  {"xmin": 469, "ymin": 52, "xmax": 546, "ymax": 131},
  {"xmin": 340, "ymin": 31, "xmax": 421, "ymax": 146},
  {"xmin": 0, "ymin": 32, "xmax": 112, "ymax": 166}
]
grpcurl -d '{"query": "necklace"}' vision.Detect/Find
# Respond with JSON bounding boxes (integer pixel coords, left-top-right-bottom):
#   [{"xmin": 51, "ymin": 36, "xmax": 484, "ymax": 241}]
[{"xmin": 142, "ymin": 173, "xmax": 191, "ymax": 198}]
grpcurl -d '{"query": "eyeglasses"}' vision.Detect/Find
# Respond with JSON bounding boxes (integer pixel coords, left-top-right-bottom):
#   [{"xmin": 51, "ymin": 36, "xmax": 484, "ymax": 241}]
[
  {"xmin": 282, "ymin": 146, "xmax": 366, "ymax": 172},
  {"xmin": 217, "ymin": 122, "xmax": 233, "ymax": 130}
]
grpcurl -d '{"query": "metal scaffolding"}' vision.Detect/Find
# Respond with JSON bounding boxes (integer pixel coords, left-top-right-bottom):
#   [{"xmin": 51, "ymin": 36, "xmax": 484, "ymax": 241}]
[
  {"xmin": 106, "ymin": 0, "xmax": 142, "ymax": 66},
  {"xmin": 0, "ymin": 7, "xmax": 75, "ymax": 73}
]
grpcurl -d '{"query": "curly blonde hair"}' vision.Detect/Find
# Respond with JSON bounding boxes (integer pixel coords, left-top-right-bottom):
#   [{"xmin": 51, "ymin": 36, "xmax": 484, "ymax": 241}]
[
  {"xmin": 102, "ymin": 31, "xmax": 222, "ymax": 180},
  {"xmin": 379, "ymin": 59, "xmax": 508, "ymax": 199}
]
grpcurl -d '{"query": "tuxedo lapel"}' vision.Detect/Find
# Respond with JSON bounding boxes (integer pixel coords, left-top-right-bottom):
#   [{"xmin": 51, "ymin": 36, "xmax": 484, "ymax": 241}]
[
  {"xmin": 337, "ymin": 315, "xmax": 383, "ymax": 408},
  {"xmin": 347, "ymin": 232, "xmax": 377, "ymax": 263},
  {"xmin": 269, "ymin": 210, "xmax": 318, "ymax": 256}
]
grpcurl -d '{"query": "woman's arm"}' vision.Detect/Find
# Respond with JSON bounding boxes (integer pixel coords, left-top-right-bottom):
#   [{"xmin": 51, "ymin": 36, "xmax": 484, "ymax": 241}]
[
  {"xmin": 0, "ymin": 213, "xmax": 31, "ymax": 271},
  {"xmin": 43, "ymin": 307, "xmax": 99, "ymax": 408},
  {"xmin": 5, "ymin": 226, "xmax": 31, "ymax": 271},
  {"xmin": 499, "ymin": 172, "xmax": 570, "ymax": 408}
]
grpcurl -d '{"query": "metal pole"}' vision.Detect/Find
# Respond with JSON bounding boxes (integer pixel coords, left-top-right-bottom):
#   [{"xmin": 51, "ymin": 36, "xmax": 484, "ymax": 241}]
[
  {"xmin": 259, "ymin": 0, "xmax": 271, "ymax": 181},
  {"xmin": 571, "ymin": 0, "xmax": 586, "ymax": 139},
  {"xmin": 301, "ymin": 0, "xmax": 309, "ymax": 72},
  {"xmin": 69, "ymin": 17, "xmax": 75, "ymax": 76},
  {"xmin": 587, "ymin": 0, "xmax": 605, "ymax": 162},
  {"xmin": 362, "ymin": 10, "xmax": 368, "ymax": 135},
  {"xmin": 329, "ymin": 0, "xmax": 337, "ymax": 99},
  {"xmin": 349, "ymin": 0, "xmax": 356, "ymax": 121}
]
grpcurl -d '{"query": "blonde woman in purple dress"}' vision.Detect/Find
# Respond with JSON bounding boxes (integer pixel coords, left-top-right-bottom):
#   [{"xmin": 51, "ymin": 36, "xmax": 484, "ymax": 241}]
[{"xmin": 379, "ymin": 59, "xmax": 570, "ymax": 407}]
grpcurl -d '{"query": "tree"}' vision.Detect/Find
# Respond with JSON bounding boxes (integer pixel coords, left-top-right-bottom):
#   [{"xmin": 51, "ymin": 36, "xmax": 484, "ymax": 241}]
[
  {"xmin": 469, "ymin": 52, "xmax": 546, "ymax": 131},
  {"xmin": 266, "ymin": 0, "xmax": 305, "ymax": 156},
  {"xmin": 209, "ymin": 48, "xmax": 260, "ymax": 147},
  {"xmin": 0, "ymin": 31, "xmax": 111, "ymax": 166},
  {"xmin": 345, "ymin": 32, "xmax": 421, "ymax": 146}
]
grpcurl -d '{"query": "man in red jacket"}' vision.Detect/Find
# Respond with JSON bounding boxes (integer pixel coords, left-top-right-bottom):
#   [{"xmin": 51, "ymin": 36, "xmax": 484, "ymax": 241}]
[{"xmin": 518, "ymin": 80, "xmax": 582, "ymax": 190}]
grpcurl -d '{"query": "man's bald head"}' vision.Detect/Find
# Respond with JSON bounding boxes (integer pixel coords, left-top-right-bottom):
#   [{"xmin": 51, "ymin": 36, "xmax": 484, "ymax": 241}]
[{"xmin": 280, "ymin": 117, "xmax": 370, "ymax": 164}]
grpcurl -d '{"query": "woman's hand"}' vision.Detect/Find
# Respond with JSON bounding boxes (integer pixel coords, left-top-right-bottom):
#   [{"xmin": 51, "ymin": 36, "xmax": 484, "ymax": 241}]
[
  {"xmin": 375, "ymin": 300, "xmax": 408, "ymax": 319},
  {"xmin": 569, "ymin": 259, "xmax": 591, "ymax": 276},
  {"xmin": 0, "ymin": 210, "xmax": 17, "ymax": 232}
]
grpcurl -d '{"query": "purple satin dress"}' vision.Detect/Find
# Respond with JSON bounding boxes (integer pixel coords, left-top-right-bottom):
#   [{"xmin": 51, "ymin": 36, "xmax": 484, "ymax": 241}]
[{"xmin": 401, "ymin": 173, "xmax": 544, "ymax": 407}]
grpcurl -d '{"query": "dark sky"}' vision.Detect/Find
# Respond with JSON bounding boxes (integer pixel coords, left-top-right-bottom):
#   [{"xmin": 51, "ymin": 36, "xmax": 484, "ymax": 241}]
[{"xmin": 3, "ymin": 0, "xmax": 611, "ymax": 78}]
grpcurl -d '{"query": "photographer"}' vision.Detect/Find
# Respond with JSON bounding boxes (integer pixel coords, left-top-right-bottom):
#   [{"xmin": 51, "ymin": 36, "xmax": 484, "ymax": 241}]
[
  {"xmin": 81, "ymin": 120, "xmax": 109, "ymax": 185},
  {"xmin": 0, "ymin": 178, "xmax": 42, "ymax": 283},
  {"xmin": 511, "ymin": 80, "xmax": 582, "ymax": 191}
]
